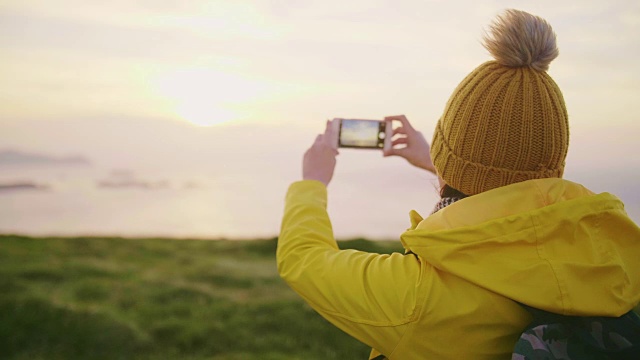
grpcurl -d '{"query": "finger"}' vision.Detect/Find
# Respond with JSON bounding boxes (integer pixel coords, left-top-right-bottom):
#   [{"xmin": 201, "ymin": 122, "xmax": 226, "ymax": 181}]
[
  {"xmin": 383, "ymin": 115, "xmax": 399, "ymax": 128},
  {"xmin": 382, "ymin": 147, "xmax": 395, "ymax": 157},
  {"xmin": 392, "ymin": 137, "xmax": 408, "ymax": 146},
  {"xmin": 390, "ymin": 147, "xmax": 409, "ymax": 158},
  {"xmin": 323, "ymin": 119, "xmax": 339, "ymax": 148},
  {"xmin": 385, "ymin": 115, "xmax": 416, "ymax": 134},
  {"xmin": 393, "ymin": 127, "xmax": 407, "ymax": 136},
  {"xmin": 384, "ymin": 115, "xmax": 406, "ymax": 121},
  {"xmin": 395, "ymin": 115, "xmax": 415, "ymax": 132},
  {"xmin": 383, "ymin": 146, "xmax": 409, "ymax": 158},
  {"xmin": 384, "ymin": 115, "xmax": 415, "ymax": 132}
]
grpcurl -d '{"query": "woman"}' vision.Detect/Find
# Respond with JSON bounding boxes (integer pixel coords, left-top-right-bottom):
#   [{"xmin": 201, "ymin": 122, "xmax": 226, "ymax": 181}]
[{"xmin": 277, "ymin": 9, "xmax": 640, "ymax": 359}]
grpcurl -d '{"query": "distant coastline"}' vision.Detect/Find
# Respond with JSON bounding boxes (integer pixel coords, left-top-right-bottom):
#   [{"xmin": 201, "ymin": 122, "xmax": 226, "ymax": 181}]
[
  {"xmin": 0, "ymin": 182, "xmax": 49, "ymax": 193},
  {"xmin": 0, "ymin": 149, "xmax": 91, "ymax": 166}
]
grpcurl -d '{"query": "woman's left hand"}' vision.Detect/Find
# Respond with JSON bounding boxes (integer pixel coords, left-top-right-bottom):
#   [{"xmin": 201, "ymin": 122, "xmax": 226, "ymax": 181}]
[
  {"xmin": 383, "ymin": 115, "xmax": 436, "ymax": 174},
  {"xmin": 302, "ymin": 120, "xmax": 339, "ymax": 187}
]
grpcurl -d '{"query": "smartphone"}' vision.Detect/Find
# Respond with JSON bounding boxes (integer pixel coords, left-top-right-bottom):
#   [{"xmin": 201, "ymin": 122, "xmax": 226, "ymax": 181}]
[{"xmin": 330, "ymin": 118, "xmax": 392, "ymax": 151}]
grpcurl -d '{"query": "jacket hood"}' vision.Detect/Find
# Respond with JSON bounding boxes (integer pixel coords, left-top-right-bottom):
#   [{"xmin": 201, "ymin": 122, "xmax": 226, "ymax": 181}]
[{"xmin": 401, "ymin": 178, "xmax": 640, "ymax": 317}]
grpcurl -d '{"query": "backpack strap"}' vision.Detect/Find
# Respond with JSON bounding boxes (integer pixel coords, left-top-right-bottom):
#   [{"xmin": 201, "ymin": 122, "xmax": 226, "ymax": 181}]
[{"xmin": 514, "ymin": 304, "xmax": 640, "ymax": 360}]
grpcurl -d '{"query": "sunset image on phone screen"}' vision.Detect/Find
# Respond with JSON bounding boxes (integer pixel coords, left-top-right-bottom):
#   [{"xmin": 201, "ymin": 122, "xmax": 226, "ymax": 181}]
[{"xmin": 339, "ymin": 120, "xmax": 381, "ymax": 147}]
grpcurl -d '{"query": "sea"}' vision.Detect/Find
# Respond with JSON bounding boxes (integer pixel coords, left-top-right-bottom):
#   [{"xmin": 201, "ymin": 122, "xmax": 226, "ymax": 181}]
[
  {"xmin": 0, "ymin": 152, "xmax": 443, "ymax": 240},
  {"xmin": 1, "ymin": 155, "xmax": 638, "ymax": 240}
]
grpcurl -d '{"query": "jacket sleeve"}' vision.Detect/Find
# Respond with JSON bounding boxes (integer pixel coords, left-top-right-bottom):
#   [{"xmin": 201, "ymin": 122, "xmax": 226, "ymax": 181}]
[{"xmin": 277, "ymin": 180, "xmax": 425, "ymax": 357}]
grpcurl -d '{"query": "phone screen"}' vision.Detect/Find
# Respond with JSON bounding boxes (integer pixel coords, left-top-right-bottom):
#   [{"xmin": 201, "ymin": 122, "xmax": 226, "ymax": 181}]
[{"xmin": 339, "ymin": 119, "xmax": 386, "ymax": 149}]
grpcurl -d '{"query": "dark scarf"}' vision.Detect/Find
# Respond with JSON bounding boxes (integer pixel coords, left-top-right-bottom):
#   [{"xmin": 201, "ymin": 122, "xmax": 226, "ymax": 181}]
[{"xmin": 431, "ymin": 196, "xmax": 463, "ymax": 214}]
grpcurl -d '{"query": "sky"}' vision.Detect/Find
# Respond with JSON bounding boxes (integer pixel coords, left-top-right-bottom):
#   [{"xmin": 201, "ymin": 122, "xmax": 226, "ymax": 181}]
[{"xmin": 1, "ymin": 0, "xmax": 639, "ymax": 236}]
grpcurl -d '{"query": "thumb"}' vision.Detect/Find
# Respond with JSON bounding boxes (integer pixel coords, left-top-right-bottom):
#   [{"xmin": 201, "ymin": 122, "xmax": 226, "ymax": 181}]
[{"xmin": 383, "ymin": 147, "xmax": 407, "ymax": 158}]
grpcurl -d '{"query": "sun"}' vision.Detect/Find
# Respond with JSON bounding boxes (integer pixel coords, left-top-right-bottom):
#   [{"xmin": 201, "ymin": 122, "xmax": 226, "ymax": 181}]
[
  {"xmin": 154, "ymin": 68, "xmax": 265, "ymax": 127},
  {"xmin": 172, "ymin": 98, "xmax": 238, "ymax": 127}
]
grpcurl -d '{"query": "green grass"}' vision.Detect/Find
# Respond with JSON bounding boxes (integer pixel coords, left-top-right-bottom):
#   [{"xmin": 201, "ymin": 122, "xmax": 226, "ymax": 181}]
[
  {"xmin": 4, "ymin": 235, "xmax": 637, "ymax": 360},
  {"xmin": 0, "ymin": 235, "xmax": 403, "ymax": 360}
]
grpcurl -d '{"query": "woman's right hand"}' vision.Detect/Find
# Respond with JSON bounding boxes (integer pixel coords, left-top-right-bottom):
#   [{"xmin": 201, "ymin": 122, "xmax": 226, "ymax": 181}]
[{"xmin": 383, "ymin": 115, "xmax": 437, "ymax": 174}]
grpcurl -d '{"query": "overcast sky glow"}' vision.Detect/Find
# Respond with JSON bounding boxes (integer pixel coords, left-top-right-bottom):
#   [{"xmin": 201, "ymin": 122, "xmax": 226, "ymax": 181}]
[{"xmin": 1, "ymin": 0, "xmax": 639, "ymax": 173}]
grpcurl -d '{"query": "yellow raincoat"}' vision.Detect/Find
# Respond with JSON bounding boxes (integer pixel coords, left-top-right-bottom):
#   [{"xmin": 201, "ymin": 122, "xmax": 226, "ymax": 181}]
[{"xmin": 277, "ymin": 178, "xmax": 640, "ymax": 359}]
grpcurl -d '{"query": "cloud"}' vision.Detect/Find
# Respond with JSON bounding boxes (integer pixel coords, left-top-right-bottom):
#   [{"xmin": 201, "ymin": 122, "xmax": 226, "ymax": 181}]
[{"xmin": 1, "ymin": 0, "xmax": 639, "ymax": 159}]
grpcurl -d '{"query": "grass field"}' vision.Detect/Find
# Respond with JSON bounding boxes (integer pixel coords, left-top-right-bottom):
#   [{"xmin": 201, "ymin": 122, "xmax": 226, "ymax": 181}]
[
  {"xmin": 0, "ymin": 235, "xmax": 403, "ymax": 360},
  {"xmin": 3, "ymin": 235, "xmax": 638, "ymax": 360}
]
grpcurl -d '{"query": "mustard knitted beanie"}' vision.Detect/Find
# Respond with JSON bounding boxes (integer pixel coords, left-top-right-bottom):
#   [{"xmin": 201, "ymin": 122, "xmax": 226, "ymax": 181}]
[{"xmin": 430, "ymin": 9, "xmax": 569, "ymax": 196}]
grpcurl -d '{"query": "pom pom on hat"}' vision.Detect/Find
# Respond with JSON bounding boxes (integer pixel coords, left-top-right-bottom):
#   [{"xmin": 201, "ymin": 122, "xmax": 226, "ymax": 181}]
[{"xmin": 483, "ymin": 9, "xmax": 559, "ymax": 71}]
